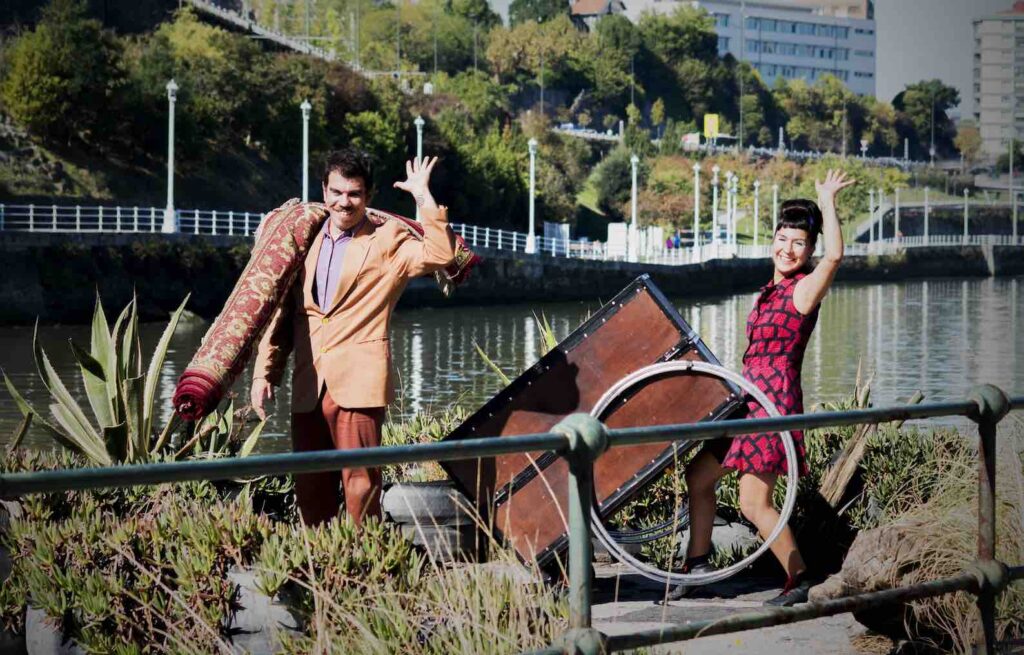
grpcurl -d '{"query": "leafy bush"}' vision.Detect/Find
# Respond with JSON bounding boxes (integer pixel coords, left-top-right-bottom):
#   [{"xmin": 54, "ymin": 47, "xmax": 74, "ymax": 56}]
[{"xmin": 0, "ymin": 0, "xmax": 123, "ymax": 143}]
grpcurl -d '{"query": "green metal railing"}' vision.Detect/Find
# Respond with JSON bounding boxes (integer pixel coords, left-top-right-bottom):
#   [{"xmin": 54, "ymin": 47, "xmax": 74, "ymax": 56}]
[{"xmin": 2, "ymin": 384, "xmax": 1023, "ymax": 654}]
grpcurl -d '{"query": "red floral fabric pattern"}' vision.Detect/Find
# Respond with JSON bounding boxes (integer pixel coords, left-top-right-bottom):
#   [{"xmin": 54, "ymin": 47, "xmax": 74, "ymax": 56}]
[
  {"xmin": 173, "ymin": 200, "xmax": 329, "ymax": 420},
  {"xmin": 721, "ymin": 272, "xmax": 818, "ymax": 476}
]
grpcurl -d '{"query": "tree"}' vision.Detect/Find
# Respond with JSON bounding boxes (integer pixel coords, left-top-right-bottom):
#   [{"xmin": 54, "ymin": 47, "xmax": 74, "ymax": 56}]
[
  {"xmin": 0, "ymin": 0, "xmax": 123, "ymax": 143},
  {"xmin": 637, "ymin": 6, "xmax": 717, "ymax": 65},
  {"xmin": 651, "ymin": 97, "xmax": 665, "ymax": 134},
  {"xmin": 954, "ymin": 120, "xmax": 982, "ymax": 169},
  {"xmin": 508, "ymin": 0, "xmax": 566, "ymax": 26},
  {"xmin": 446, "ymin": 0, "xmax": 501, "ymax": 29},
  {"xmin": 893, "ymin": 79, "xmax": 960, "ymax": 159}
]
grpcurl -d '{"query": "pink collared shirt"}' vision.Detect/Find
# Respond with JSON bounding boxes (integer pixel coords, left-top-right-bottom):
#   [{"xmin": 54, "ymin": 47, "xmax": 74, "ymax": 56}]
[{"xmin": 315, "ymin": 218, "xmax": 364, "ymax": 310}]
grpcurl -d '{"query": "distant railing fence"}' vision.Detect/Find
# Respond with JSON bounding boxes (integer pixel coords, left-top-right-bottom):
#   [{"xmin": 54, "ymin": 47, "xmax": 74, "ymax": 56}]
[{"xmin": 1, "ymin": 203, "xmax": 1021, "ymax": 268}]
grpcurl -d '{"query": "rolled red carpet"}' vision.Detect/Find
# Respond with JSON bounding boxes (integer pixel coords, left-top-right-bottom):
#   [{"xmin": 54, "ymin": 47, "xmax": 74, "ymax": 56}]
[{"xmin": 173, "ymin": 200, "xmax": 329, "ymax": 421}]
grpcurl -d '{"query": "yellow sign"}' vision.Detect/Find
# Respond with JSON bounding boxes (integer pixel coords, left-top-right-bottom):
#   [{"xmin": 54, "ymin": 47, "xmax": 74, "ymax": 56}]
[{"xmin": 703, "ymin": 114, "xmax": 719, "ymax": 139}]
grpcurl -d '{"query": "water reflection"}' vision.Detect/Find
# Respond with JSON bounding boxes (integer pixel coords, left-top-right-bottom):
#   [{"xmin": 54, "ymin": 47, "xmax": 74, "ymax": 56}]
[{"xmin": 1, "ymin": 276, "xmax": 1021, "ymax": 451}]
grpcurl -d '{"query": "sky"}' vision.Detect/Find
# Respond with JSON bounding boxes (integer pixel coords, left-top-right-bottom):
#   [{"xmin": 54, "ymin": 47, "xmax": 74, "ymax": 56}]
[{"xmin": 847, "ymin": 0, "xmax": 1007, "ymax": 117}]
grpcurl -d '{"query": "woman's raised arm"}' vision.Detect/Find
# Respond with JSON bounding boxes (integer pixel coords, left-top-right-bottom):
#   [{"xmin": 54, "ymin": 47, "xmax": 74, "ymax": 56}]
[{"xmin": 793, "ymin": 169, "xmax": 856, "ymax": 315}]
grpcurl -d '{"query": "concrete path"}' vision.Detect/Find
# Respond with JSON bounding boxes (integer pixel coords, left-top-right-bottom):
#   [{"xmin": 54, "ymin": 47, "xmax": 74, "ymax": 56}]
[{"xmin": 591, "ymin": 562, "xmax": 869, "ymax": 654}]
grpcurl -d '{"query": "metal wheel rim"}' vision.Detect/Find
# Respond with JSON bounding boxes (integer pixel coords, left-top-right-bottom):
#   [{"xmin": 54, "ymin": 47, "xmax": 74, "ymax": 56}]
[{"xmin": 589, "ymin": 360, "xmax": 799, "ymax": 586}]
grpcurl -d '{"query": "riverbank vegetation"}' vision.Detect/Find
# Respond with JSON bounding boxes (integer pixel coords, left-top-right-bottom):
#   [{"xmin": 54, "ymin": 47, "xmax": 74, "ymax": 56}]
[
  {"xmin": 2, "ymin": 295, "xmax": 1023, "ymax": 651},
  {"xmin": 1, "ymin": 0, "xmax": 979, "ymax": 241}
]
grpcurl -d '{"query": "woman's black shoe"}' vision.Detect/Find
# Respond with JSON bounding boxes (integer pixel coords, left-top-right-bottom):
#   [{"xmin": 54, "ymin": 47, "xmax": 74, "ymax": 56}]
[
  {"xmin": 664, "ymin": 556, "xmax": 717, "ymax": 601},
  {"xmin": 763, "ymin": 575, "xmax": 813, "ymax": 607}
]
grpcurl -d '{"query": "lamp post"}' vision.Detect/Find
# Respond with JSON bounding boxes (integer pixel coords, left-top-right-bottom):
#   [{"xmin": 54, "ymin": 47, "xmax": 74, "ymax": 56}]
[
  {"xmin": 895, "ymin": 186, "xmax": 901, "ymax": 245},
  {"xmin": 929, "ymin": 93, "xmax": 936, "ymax": 167},
  {"xmin": 300, "ymin": 99, "xmax": 312, "ymax": 202},
  {"xmin": 711, "ymin": 165, "xmax": 720, "ymax": 244},
  {"xmin": 963, "ymin": 188, "xmax": 970, "ymax": 245},
  {"xmin": 629, "ymin": 154, "xmax": 639, "ymax": 261},
  {"xmin": 753, "ymin": 180, "xmax": 760, "ymax": 247},
  {"xmin": 860, "ymin": 139, "xmax": 868, "ymax": 159},
  {"xmin": 414, "ymin": 115, "xmax": 425, "ymax": 220},
  {"xmin": 924, "ymin": 186, "xmax": 930, "ymax": 245},
  {"xmin": 162, "ymin": 79, "xmax": 178, "ymax": 234},
  {"xmin": 733, "ymin": 172, "xmax": 741, "ymax": 246},
  {"xmin": 527, "ymin": 138, "xmax": 538, "ymax": 254},
  {"xmin": 772, "ymin": 182, "xmax": 778, "ymax": 234},
  {"xmin": 868, "ymin": 188, "xmax": 875, "ymax": 245},
  {"xmin": 692, "ymin": 163, "xmax": 701, "ymax": 260}
]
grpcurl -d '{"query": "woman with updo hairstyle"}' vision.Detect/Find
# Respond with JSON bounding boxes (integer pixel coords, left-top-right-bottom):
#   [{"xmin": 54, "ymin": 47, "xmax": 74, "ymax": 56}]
[{"xmin": 671, "ymin": 169, "xmax": 856, "ymax": 606}]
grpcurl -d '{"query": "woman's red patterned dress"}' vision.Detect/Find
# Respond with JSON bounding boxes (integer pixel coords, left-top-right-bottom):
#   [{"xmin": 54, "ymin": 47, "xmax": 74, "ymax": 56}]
[{"xmin": 721, "ymin": 272, "xmax": 818, "ymax": 476}]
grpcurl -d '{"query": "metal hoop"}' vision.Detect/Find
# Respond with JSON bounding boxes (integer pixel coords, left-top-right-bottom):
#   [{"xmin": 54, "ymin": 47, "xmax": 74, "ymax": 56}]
[{"xmin": 589, "ymin": 361, "xmax": 799, "ymax": 586}]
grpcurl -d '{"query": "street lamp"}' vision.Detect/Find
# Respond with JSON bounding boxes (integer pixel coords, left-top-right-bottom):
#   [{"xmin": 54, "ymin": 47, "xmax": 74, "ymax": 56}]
[
  {"xmin": 414, "ymin": 115, "xmax": 425, "ymax": 220},
  {"xmin": 753, "ymin": 180, "xmax": 760, "ymax": 247},
  {"xmin": 868, "ymin": 188, "xmax": 875, "ymax": 245},
  {"xmin": 527, "ymin": 138, "xmax": 538, "ymax": 254},
  {"xmin": 929, "ymin": 92, "xmax": 936, "ymax": 167},
  {"xmin": 162, "ymin": 79, "xmax": 178, "ymax": 234},
  {"xmin": 300, "ymin": 99, "xmax": 312, "ymax": 202},
  {"xmin": 629, "ymin": 154, "xmax": 640, "ymax": 261},
  {"xmin": 771, "ymin": 183, "xmax": 779, "ymax": 234},
  {"xmin": 711, "ymin": 165, "xmax": 720, "ymax": 244},
  {"xmin": 860, "ymin": 139, "xmax": 868, "ymax": 159},
  {"xmin": 729, "ymin": 173, "xmax": 738, "ymax": 247},
  {"xmin": 692, "ymin": 163, "xmax": 701, "ymax": 259}
]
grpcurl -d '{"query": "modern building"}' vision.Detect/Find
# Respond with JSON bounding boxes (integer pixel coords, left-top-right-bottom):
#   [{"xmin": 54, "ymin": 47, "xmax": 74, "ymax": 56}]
[
  {"xmin": 620, "ymin": 0, "xmax": 877, "ymax": 96},
  {"xmin": 973, "ymin": 2, "xmax": 1024, "ymax": 161}
]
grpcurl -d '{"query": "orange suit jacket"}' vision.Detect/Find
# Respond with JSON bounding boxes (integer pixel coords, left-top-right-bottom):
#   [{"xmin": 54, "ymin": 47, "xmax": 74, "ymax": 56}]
[{"xmin": 253, "ymin": 205, "xmax": 457, "ymax": 413}]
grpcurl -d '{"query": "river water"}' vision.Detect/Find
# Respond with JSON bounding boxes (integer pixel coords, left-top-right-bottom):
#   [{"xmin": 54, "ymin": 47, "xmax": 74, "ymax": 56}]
[{"xmin": 1, "ymin": 276, "xmax": 1021, "ymax": 452}]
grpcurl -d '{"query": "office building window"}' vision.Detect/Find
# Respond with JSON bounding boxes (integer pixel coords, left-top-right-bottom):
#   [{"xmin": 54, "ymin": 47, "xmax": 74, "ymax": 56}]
[
  {"xmin": 713, "ymin": 13, "xmax": 729, "ymax": 28},
  {"xmin": 746, "ymin": 16, "xmax": 758, "ymax": 30},
  {"xmin": 718, "ymin": 36, "xmax": 730, "ymax": 55},
  {"xmin": 854, "ymin": 49, "xmax": 873, "ymax": 57}
]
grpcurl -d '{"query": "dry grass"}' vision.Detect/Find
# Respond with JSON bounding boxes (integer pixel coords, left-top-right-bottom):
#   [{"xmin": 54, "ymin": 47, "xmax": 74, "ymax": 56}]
[{"xmin": 876, "ymin": 415, "xmax": 1024, "ymax": 652}]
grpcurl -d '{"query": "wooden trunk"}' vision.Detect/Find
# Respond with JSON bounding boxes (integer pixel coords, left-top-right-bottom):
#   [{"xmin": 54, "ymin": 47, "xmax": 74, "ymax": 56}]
[{"xmin": 441, "ymin": 275, "xmax": 743, "ymax": 566}]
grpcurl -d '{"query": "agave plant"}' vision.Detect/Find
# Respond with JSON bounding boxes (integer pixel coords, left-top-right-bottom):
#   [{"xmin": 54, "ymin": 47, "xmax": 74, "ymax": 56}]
[{"xmin": 2, "ymin": 293, "xmax": 265, "ymax": 466}]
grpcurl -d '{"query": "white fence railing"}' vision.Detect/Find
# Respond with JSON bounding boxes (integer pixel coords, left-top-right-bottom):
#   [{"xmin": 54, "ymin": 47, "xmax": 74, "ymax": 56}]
[{"xmin": 1, "ymin": 203, "xmax": 1021, "ymax": 268}]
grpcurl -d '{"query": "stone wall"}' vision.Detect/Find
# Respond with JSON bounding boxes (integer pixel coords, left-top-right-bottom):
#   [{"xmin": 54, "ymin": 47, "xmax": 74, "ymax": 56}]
[{"xmin": 0, "ymin": 232, "xmax": 1019, "ymax": 324}]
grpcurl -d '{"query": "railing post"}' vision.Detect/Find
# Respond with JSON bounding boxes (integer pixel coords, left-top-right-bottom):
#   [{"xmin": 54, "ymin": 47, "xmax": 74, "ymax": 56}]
[
  {"xmin": 29, "ymin": 204, "xmax": 35, "ymax": 232},
  {"xmin": 484, "ymin": 226, "xmax": 489, "ymax": 248},
  {"xmin": 116, "ymin": 206, "xmax": 122, "ymax": 233},
  {"xmin": 133, "ymin": 206, "xmax": 139, "ymax": 232},
  {"xmin": 98, "ymin": 206, "xmax": 103, "ymax": 232},
  {"xmin": 229, "ymin": 210, "xmax": 235, "ymax": 236},
  {"xmin": 150, "ymin": 207, "xmax": 156, "ymax": 232},
  {"xmin": 963, "ymin": 189, "xmax": 969, "ymax": 245},
  {"xmin": 967, "ymin": 384, "xmax": 1011, "ymax": 655},
  {"xmin": 245, "ymin": 212, "xmax": 251, "ymax": 237},
  {"xmin": 212, "ymin": 209, "xmax": 218, "ymax": 236},
  {"xmin": 0, "ymin": 203, "xmax": 4, "ymax": 231},
  {"xmin": 194, "ymin": 209, "xmax": 200, "ymax": 235},
  {"xmin": 75, "ymin": 205, "xmax": 81, "ymax": 231},
  {"xmin": 552, "ymin": 413, "xmax": 609, "ymax": 655}
]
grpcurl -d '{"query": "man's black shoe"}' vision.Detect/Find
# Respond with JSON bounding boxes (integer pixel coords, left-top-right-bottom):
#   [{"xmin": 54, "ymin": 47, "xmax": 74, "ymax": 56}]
[{"xmin": 763, "ymin": 575, "xmax": 813, "ymax": 607}]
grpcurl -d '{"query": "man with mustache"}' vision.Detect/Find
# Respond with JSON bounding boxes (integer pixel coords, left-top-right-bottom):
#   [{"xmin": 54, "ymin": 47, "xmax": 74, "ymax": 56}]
[{"xmin": 251, "ymin": 148, "xmax": 456, "ymax": 526}]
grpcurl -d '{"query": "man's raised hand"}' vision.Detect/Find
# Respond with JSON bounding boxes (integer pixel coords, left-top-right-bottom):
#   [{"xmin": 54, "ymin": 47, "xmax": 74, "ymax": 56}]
[{"xmin": 393, "ymin": 156, "xmax": 439, "ymax": 208}]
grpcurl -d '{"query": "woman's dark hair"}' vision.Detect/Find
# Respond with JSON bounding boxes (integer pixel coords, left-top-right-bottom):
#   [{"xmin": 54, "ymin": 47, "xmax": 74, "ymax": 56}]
[
  {"xmin": 776, "ymin": 198, "xmax": 823, "ymax": 249},
  {"xmin": 322, "ymin": 148, "xmax": 375, "ymax": 195}
]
